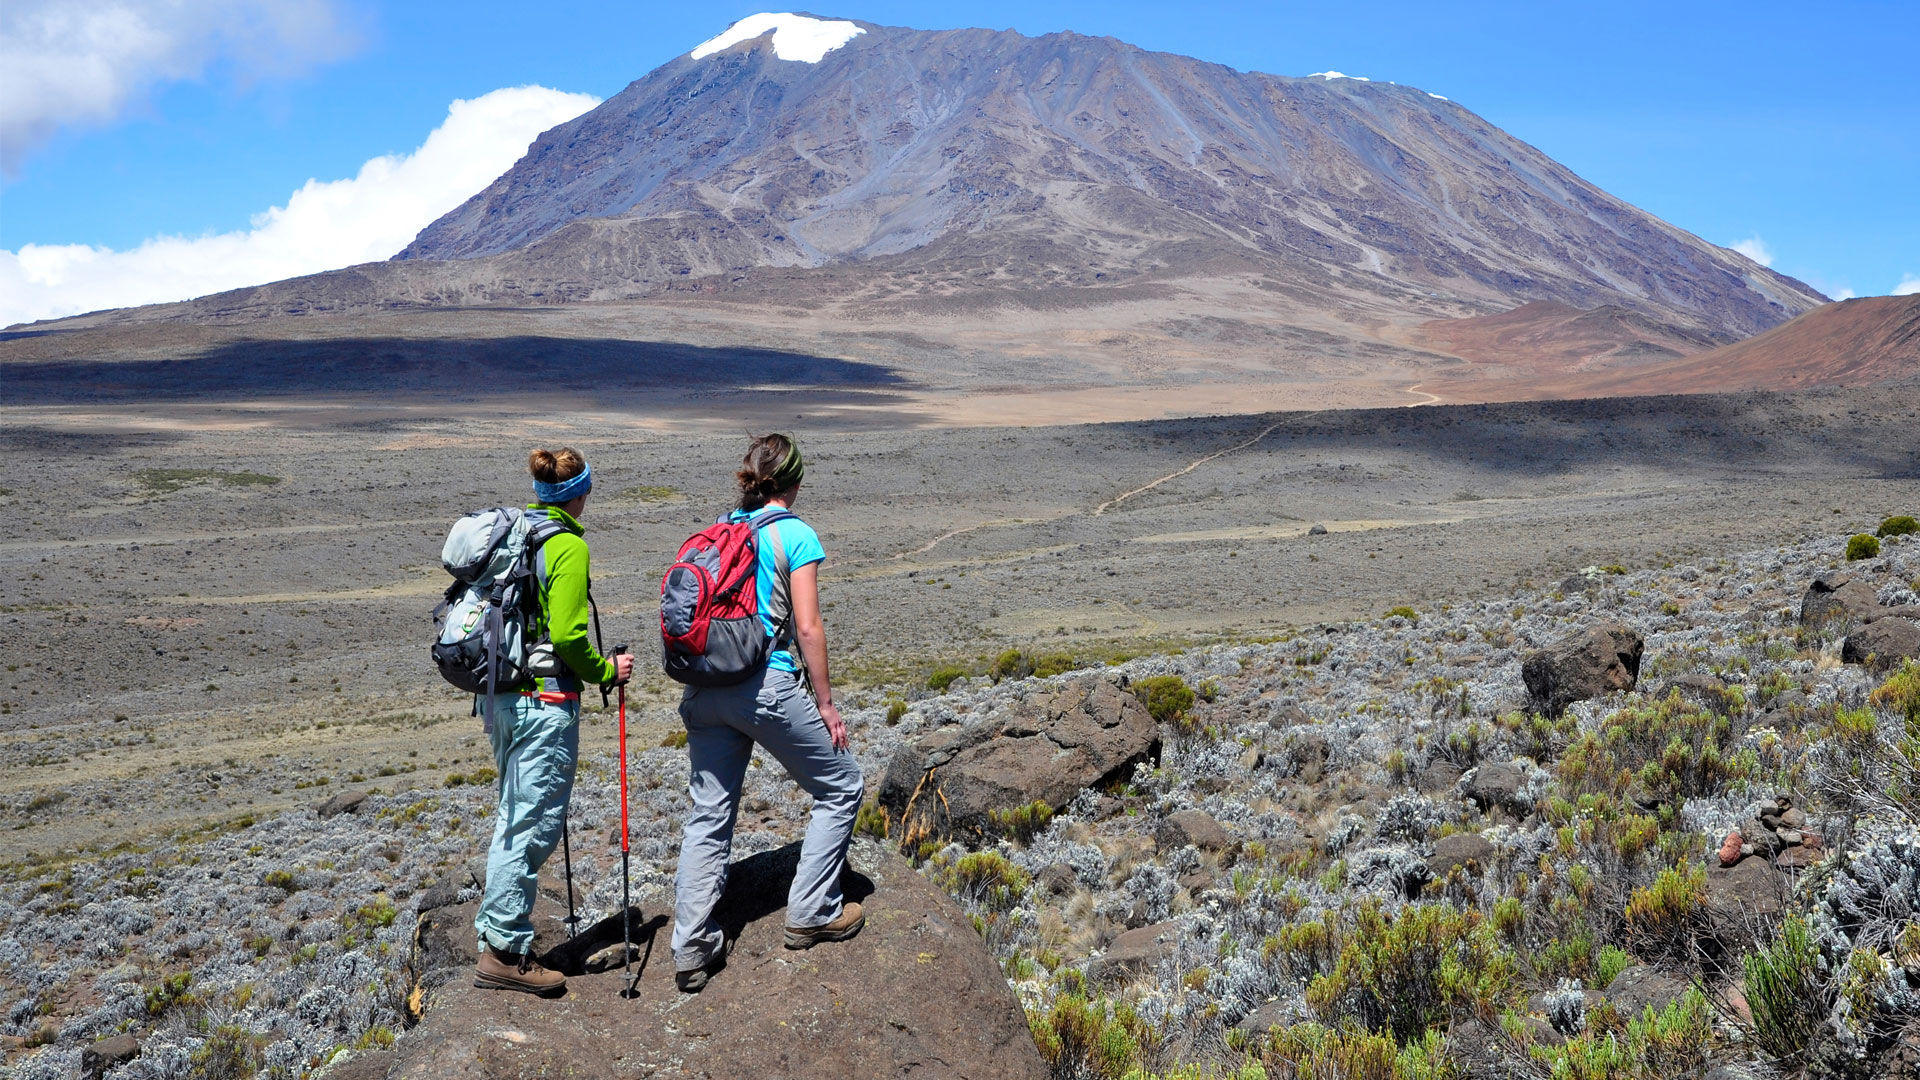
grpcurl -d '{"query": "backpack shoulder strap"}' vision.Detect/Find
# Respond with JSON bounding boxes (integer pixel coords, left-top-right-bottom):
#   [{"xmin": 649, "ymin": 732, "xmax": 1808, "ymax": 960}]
[{"xmin": 755, "ymin": 510, "xmax": 800, "ymax": 648}]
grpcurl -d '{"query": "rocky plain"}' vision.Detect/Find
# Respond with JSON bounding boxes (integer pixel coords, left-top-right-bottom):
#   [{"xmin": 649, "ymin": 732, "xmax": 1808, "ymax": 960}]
[{"xmin": 3, "ymin": 384, "xmax": 1920, "ymax": 1078}]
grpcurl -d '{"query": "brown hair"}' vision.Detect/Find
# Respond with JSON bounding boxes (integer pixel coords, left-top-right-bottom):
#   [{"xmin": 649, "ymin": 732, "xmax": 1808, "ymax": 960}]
[
  {"xmin": 736, "ymin": 433, "xmax": 796, "ymax": 510},
  {"xmin": 528, "ymin": 447, "xmax": 586, "ymax": 484}
]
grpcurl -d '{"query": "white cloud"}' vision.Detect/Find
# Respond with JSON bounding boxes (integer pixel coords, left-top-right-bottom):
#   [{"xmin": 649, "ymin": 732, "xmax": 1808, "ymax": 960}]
[
  {"xmin": 691, "ymin": 13, "xmax": 865, "ymax": 63},
  {"xmin": 1893, "ymin": 274, "xmax": 1920, "ymax": 297},
  {"xmin": 0, "ymin": 0, "xmax": 358, "ymax": 171},
  {"xmin": 0, "ymin": 86, "xmax": 600, "ymax": 327},
  {"xmin": 1730, "ymin": 235, "xmax": 1773, "ymax": 267}
]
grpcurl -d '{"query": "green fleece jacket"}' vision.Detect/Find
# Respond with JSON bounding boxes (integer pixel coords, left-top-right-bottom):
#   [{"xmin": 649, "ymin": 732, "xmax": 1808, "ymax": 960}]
[{"xmin": 529, "ymin": 504, "xmax": 615, "ymax": 690}]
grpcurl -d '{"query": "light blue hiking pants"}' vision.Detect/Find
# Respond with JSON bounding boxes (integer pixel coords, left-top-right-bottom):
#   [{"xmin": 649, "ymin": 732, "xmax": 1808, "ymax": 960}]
[
  {"xmin": 672, "ymin": 667, "xmax": 864, "ymax": 972},
  {"xmin": 475, "ymin": 693, "xmax": 578, "ymax": 954}
]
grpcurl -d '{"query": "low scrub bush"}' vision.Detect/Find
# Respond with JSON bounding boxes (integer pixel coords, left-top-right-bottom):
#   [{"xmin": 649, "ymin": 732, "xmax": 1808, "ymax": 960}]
[
  {"xmin": 854, "ymin": 801, "xmax": 890, "ymax": 840},
  {"xmin": 1028, "ymin": 994, "xmax": 1149, "ymax": 1079},
  {"xmin": 1253, "ymin": 1022, "xmax": 1452, "ymax": 1080},
  {"xmin": 1743, "ymin": 914, "xmax": 1826, "ymax": 1065},
  {"xmin": 927, "ymin": 666, "xmax": 968, "ymax": 692},
  {"xmin": 1530, "ymin": 988, "xmax": 1714, "ymax": 1080},
  {"xmin": 1306, "ymin": 901, "xmax": 1516, "ymax": 1044},
  {"xmin": 1134, "ymin": 675, "xmax": 1197, "ymax": 729},
  {"xmin": 1877, "ymin": 514, "xmax": 1918, "ymax": 538},
  {"xmin": 190, "ymin": 1022, "xmax": 267, "ymax": 1079},
  {"xmin": 1846, "ymin": 533, "xmax": 1881, "ymax": 561},
  {"xmin": 988, "ymin": 800, "xmax": 1054, "ymax": 844},
  {"xmin": 936, "ymin": 850, "xmax": 1031, "ymax": 912},
  {"xmin": 1622, "ymin": 866, "xmax": 1705, "ymax": 964},
  {"xmin": 145, "ymin": 971, "xmax": 199, "ymax": 1017},
  {"xmin": 992, "ymin": 650, "xmax": 1035, "ymax": 682},
  {"xmin": 1557, "ymin": 695, "xmax": 1746, "ymax": 816}
]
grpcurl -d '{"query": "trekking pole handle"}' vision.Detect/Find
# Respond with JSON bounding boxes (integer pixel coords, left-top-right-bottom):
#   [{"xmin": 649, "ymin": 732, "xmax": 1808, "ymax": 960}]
[{"xmin": 601, "ymin": 643, "xmax": 630, "ymax": 707}]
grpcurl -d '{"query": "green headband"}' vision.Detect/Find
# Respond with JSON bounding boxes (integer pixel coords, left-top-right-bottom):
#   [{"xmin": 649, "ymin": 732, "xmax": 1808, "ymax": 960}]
[{"xmin": 768, "ymin": 438, "xmax": 804, "ymax": 491}]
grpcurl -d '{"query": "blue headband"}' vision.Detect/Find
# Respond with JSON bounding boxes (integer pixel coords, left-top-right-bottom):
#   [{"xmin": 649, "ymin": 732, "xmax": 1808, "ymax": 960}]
[{"xmin": 533, "ymin": 461, "xmax": 592, "ymax": 504}]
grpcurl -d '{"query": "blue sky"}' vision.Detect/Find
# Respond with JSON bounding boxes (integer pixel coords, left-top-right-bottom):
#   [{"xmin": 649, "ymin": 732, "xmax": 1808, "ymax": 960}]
[{"xmin": 3, "ymin": 0, "xmax": 1915, "ymax": 324}]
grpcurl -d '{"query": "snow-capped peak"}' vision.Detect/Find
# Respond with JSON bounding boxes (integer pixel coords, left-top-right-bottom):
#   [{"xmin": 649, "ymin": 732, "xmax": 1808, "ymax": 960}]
[
  {"xmin": 691, "ymin": 12, "xmax": 866, "ymax": 63},
  {"xmin": 1308, "ymin": 71, "xmax": 1370, "ymax": 82}
]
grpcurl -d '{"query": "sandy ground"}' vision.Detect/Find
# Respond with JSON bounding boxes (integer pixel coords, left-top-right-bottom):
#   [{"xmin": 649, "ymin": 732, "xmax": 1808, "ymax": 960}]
[{"xmin": 1, "ymin": 385, "xmax": 1916, "ymax": 861}]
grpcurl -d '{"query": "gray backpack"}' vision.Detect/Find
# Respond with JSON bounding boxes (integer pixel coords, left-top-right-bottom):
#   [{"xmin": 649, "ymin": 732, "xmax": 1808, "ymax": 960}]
[{"xmin": 432, "ymin": 507, "xmax": 570, "ymax": 727}]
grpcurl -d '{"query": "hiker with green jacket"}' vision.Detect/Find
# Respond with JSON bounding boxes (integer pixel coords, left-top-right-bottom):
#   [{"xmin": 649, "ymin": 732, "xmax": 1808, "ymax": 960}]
[{"xmin": 473, "ymin": 447, "xmax": 633, "ymax": 996}]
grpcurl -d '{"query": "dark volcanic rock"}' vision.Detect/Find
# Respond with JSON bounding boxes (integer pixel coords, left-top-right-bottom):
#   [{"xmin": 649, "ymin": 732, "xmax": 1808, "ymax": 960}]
[
  {"xmin": 1087, "ymin": 920, "xmax": 1181, "ymax": 989},
  {"xmin": 316, "ymin": 790, "xmax": 370, "ymax": 818},
  {"xmin": 1460, "ymin": 762, "xmax": 1532, "ymax": 816},
  {"xmin": 1427, "ymin": 831, "xmax": 1497, "ymax": 876},
  {"xmin": 1522, "ymin": 621, "xmax": 1643, "ymax": 715},
  {"xmin": 1604, "ymin": 965, "xmax": 1688, "ymax": 1018},
  {"xmin": 1843, "ymin": 618, "xmax": 1920, "ymax": 668},
  {"xmin": 877, "ymin": 674, "xmax": 1160, "ymax": 838},
  {"xmin": 1156, "ymin": 809, "xmax": 1232, "ymax": 853},
  {"xmin": 82, "ymin": 1034, "xmax": 141, "ymax": 1079},
  {"xmin": 1801, "ymin": 573, "xmax": 1881, "ymax": 626},
  {"xmin": 1706, "ymin": 855, "xmax": 1787, "ymax": 926},
  {"xmin": 388, "ymin": 839, "xmax": 1045, "ymax": 1080}
]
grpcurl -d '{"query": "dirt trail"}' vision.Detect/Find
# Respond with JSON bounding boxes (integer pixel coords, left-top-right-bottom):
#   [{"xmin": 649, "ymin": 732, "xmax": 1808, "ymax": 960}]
[{"xmin": 1092, "ymin": 419, "xmax": 1286, "ymax": 515}]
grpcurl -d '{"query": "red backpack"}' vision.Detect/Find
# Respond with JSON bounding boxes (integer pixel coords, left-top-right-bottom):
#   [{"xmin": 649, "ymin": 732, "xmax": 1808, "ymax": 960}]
[{"xmin": 659, "ymin": 510, "xmax": 797, "ymax": 686}]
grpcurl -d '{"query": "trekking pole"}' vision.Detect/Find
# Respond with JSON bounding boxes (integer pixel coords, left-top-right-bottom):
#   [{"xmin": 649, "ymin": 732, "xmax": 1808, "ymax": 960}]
[
  {"xmin": 560, "ymin": 808, "xmax": 580, "ymax": 940},
  {"xmin": 610, "ymin": 645, "xmax": 638, "ymax": 998}
]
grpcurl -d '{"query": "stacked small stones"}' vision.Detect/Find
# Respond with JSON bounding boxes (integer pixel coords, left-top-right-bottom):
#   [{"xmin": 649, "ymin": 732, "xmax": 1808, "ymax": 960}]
[{"xmin": 1717, "ymin": 794, "xmax": 1823, "ymax": 869}]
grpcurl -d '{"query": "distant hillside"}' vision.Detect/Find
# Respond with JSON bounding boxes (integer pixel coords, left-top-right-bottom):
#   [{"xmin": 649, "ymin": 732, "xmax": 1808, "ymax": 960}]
[{"xmin": 1420, "ymin": 295, "xmax": 1920, "ymax": 401}]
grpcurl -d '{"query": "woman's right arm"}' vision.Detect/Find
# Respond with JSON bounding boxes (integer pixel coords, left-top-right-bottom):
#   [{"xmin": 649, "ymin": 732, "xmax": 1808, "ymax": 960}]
[{"xmin": 788, "ymin": 562, "xmax": 846, "ymax": 750}]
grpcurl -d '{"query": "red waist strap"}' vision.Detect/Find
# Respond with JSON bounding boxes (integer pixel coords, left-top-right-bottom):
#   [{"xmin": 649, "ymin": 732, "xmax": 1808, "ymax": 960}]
[{"xmin": 522, "ymin": 690, "xmax": 580, "ymax": 703}]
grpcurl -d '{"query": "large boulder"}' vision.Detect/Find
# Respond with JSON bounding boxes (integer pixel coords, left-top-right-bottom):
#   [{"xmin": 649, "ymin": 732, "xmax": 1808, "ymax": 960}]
[
  {"xmin": 1843, "ymin": 618, "xmax": 1920, "ymax": 669},
  {"xmin": 877, "ymin": 674, "xmax": 1160, "ymax": 839},
  {"xmin": 1801, "ymin": 573, "xmax": 1882, "ymax": 627},
  {"xmin": 1156, "ymin": 810, "xmax": 1232, "ymax": 853},
  {"xmin": 81, "ymin": 1035, "xmax": 141, "ymax": 1080},
  {"xmin": 1604, "ymin": 965, "xmax": 1688, "ymax": 1018},
  {"xmin": 1521, "ymin": 621, "xmax": 1643, "ymax": 715},
  {"xmin": 1086, "ymin": 920, "xmax": 1182, "ymax": 989},
  {"xmin": 387, "ymin": 839, "xmax": 1046, "ymax": 1080}
]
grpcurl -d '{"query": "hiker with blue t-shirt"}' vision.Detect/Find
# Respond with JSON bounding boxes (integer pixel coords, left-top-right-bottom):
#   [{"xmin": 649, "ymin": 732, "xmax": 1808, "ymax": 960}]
[{"xmin": 669, "ymin": 433, "xmax": 865, "ymax": 993}]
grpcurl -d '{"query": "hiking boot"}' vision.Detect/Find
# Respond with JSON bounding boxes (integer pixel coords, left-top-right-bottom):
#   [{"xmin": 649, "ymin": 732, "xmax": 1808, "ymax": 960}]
[
  {"xmin": 675, "ymin": 935, "xmax": 731, "ymax": 994},
  {"xmin": 474, "ymin": 945, "xmax": 566, "ymax": 997},
  {"xmin": 785, "ymin": 902, "xmax": 865, "ymax": 950}
]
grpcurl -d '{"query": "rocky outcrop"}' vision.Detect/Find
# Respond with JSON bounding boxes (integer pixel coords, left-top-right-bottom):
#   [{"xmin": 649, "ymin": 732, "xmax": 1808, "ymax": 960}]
[
  {"xmin": 1843, "ymin": 618, "xmax": 1920, "ymax": 669},
  {"xmin": 1156, "ymin": 810, "xmax": 1232, "ymax": 853},
  {"xmin": 81, "ymin": 1034, "xmax": 141, "ymax": 1080},
  {"xmin": 1428, "ymin": 832, "xmax": 1497, "ymax": 876},
  {"xmin": 388, "ymin": 838, "xmax": 1046, "ymax": 1080},
  {"xmin": 1604, "ymin": 965, "xmax": 1689, "ymax": 1018},
  {"xmin": 877, "ymin": 674, "xmax": 1160, "ymax": 839},
  {"xmin": 1522, "ymin": 621, "xmax": 1643, "ymax": 715},
  {"xmin": 1801, "ymin": 573, "xmax": 1882, "ymax": 626},
  {"xmin": 1087, "ymin": 920, "xmax": 1181, "ymax": 989},
  {"xmin": 1460, "ymin": 761, "xmax": 1534, "ymax": 816}
]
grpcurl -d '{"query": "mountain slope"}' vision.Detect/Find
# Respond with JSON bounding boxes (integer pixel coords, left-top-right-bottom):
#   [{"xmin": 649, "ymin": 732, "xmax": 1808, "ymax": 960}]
[{"xmin": 388, "ymin": 16, "xmax": 1819, "ymax": 337}]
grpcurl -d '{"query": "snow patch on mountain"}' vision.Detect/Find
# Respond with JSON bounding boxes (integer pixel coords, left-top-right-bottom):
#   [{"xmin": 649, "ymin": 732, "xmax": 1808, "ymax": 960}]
[
  {"xmin": 1309, "ymin": 71, "xmax": 1370, "ymax": 81},
  {"xmin": 691, "ymin": 13, "xmax": 865, "ymax": 63}
]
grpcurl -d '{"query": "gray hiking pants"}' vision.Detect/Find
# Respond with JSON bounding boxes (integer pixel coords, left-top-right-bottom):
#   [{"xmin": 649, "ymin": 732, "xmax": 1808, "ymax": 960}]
[{"xmin": 671, "ymin": 666, "xmax": 864, "ymax": 972}]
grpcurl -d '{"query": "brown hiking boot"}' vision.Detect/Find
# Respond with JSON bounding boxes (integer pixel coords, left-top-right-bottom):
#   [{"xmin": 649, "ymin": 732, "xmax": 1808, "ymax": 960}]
[
  {"xmin": 784, "ymin": 902, "xmax": 865, "ymax": 950},
  {"xmin": 474, "ymin": 945, "xmax": 566, "ymax": 997}
]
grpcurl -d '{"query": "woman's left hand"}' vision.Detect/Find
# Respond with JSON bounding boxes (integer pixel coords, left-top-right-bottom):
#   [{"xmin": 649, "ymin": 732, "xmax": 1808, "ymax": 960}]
[{"xmin": 819, "ymin": 701, "xmax": 849, "ymax": 751}]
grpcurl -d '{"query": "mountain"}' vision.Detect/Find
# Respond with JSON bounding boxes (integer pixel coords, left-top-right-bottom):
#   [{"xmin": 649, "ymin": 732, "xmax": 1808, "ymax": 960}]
[
  {"xmin": 378, "ymin": 14, "xmax": 1818, "ymax": 337},
  {"xmin": 6, "ymin": 14, "xmax": 1846, "ymax": 416}
]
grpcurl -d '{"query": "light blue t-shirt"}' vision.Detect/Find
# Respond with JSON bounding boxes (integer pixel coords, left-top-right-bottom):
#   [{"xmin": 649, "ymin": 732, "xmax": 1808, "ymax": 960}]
[{"xmin": 729, "ymin": 505, "xmax": 825, "ymax": 672}]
